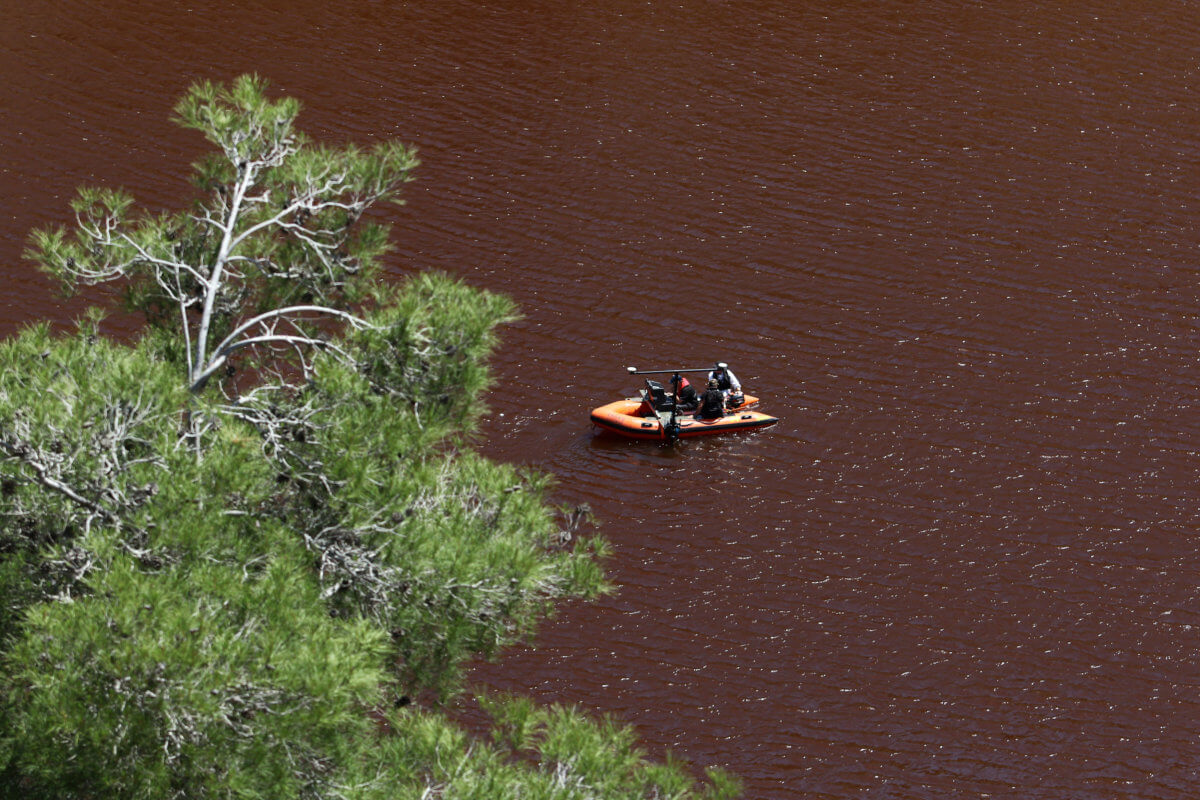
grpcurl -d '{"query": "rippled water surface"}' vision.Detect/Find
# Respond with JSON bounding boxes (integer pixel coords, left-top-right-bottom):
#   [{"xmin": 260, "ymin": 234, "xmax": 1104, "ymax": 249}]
[{"xmin": 5, "ymin": 2, "xmax": 1200, "ymax": 796}]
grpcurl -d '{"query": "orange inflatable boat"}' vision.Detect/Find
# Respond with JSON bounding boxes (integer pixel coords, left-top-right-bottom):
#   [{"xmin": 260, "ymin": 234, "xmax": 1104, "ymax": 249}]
[{"xmin": 590, "ymin": 370, "xmax": 778, "ymax": 441}]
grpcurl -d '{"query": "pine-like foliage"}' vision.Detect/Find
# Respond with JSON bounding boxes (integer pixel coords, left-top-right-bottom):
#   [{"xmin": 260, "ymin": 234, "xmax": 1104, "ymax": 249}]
[{"xmin": 0, "ymin": 77, "xmax": 739, "ymax": 799}]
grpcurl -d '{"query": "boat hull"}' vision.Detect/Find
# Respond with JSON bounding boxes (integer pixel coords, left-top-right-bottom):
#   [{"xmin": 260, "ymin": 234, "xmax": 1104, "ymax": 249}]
[{"xmin": 590, "ymin": 396, "xmax": 778, "ymax": 440}]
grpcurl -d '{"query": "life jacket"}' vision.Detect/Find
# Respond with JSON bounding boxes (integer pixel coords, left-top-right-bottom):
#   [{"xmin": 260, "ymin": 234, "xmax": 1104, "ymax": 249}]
[
  {"xmin": 712, "ymin": 370, "xmax": 731, "ymax": 391},
  {"xmin": 676, "ymin": 378, "xmax": 698, "ymax": 406}
]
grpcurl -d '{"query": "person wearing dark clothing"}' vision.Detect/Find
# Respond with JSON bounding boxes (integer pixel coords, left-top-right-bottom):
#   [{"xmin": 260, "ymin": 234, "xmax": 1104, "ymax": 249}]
[
  {"xmin": 708, "ymin": 361, "xmax": 745, "ymax": 408},
  {"xmin": 674, "ymin": 375, "xmax": 699, "ymax": 412},
  {"xmin": 696, "ymin": 379, "xmax": 726, "ymax": 420}
]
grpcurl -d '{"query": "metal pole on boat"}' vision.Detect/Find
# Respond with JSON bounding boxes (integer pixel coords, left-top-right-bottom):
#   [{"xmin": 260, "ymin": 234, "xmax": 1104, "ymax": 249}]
[
  {"xmin": 627, "ymin": 367, "xmax": 688, "ymax": 441},
  {"xmin": 665, "ymin": 371, "xmax": 683, "ymax": 442},
  {"xmin": 626, "ymin": 366, "xmax": 712, "ymax": 376}
]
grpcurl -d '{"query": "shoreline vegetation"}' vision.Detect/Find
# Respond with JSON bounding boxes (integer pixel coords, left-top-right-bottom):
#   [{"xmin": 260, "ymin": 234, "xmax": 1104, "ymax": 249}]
[{"xmin": 0, "ymin": 75, "xmax": 739, "ymax": 799}]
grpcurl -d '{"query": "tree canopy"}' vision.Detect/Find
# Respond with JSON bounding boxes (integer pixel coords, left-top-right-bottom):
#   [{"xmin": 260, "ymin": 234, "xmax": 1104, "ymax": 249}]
[{"xmin": 0, "ymin": 75, "xmax": 739, "ymax": 799}]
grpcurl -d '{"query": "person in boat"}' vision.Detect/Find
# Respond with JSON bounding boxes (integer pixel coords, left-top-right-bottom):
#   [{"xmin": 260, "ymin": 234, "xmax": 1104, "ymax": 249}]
[
  {"xmin": 708, "ymin": 362, "xmax": 744, "ymax": 407},
  {"xmin": 696, "ymin": 378, "xmax": 727, "ymax": 420},
  {"xmin": 673, "ymin": 375, "xmax": 699, "ymax": 412}
]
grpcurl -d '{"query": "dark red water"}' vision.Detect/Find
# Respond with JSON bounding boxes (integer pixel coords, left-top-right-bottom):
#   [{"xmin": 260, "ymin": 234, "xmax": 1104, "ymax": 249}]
[{"xmin": 5, "ymin": 2, "xmax": 1200, "ymax": 796}]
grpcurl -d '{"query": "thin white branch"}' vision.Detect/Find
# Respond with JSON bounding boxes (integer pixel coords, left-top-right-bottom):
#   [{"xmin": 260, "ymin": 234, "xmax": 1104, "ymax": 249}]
[
  {"xmin": 210, "ymin": 305, "xmax": 372, "ymax": 361},
  {"xmin": 225, "ymin": 174, "xmax": 348, "ymax": 255},
  {"xmin": 0, "ymin": 440, "xmax": 119, "ymax": 525},
  {"xmin": 190, "ymin": 334, "xmax": 354, "ymax": 392},
  {"xmin": 117, "ymin": 232, "xmax": 207, "ymax": 285}
]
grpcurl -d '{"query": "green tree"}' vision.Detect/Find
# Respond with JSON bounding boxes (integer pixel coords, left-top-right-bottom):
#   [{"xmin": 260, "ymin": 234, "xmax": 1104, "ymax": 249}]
[{"xmin": 0, "ymin": 76, "xmax": 739, "ymax": 799}]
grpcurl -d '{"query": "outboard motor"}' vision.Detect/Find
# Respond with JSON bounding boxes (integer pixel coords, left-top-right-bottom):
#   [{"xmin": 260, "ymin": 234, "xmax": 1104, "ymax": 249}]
[{"xmin": 645, "ymin": 380, "xmax": 675, "ymax": 412}]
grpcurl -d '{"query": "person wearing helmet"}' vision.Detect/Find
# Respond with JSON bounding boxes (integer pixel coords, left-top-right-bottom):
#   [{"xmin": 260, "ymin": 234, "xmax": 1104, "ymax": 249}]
[
  {"xmin": 696, "ymin": 378, "xmax": 726, "ymax": 420},
  {"xmin": 708, "ymin": 362, "xmax": 744, "ymax": 407}
]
